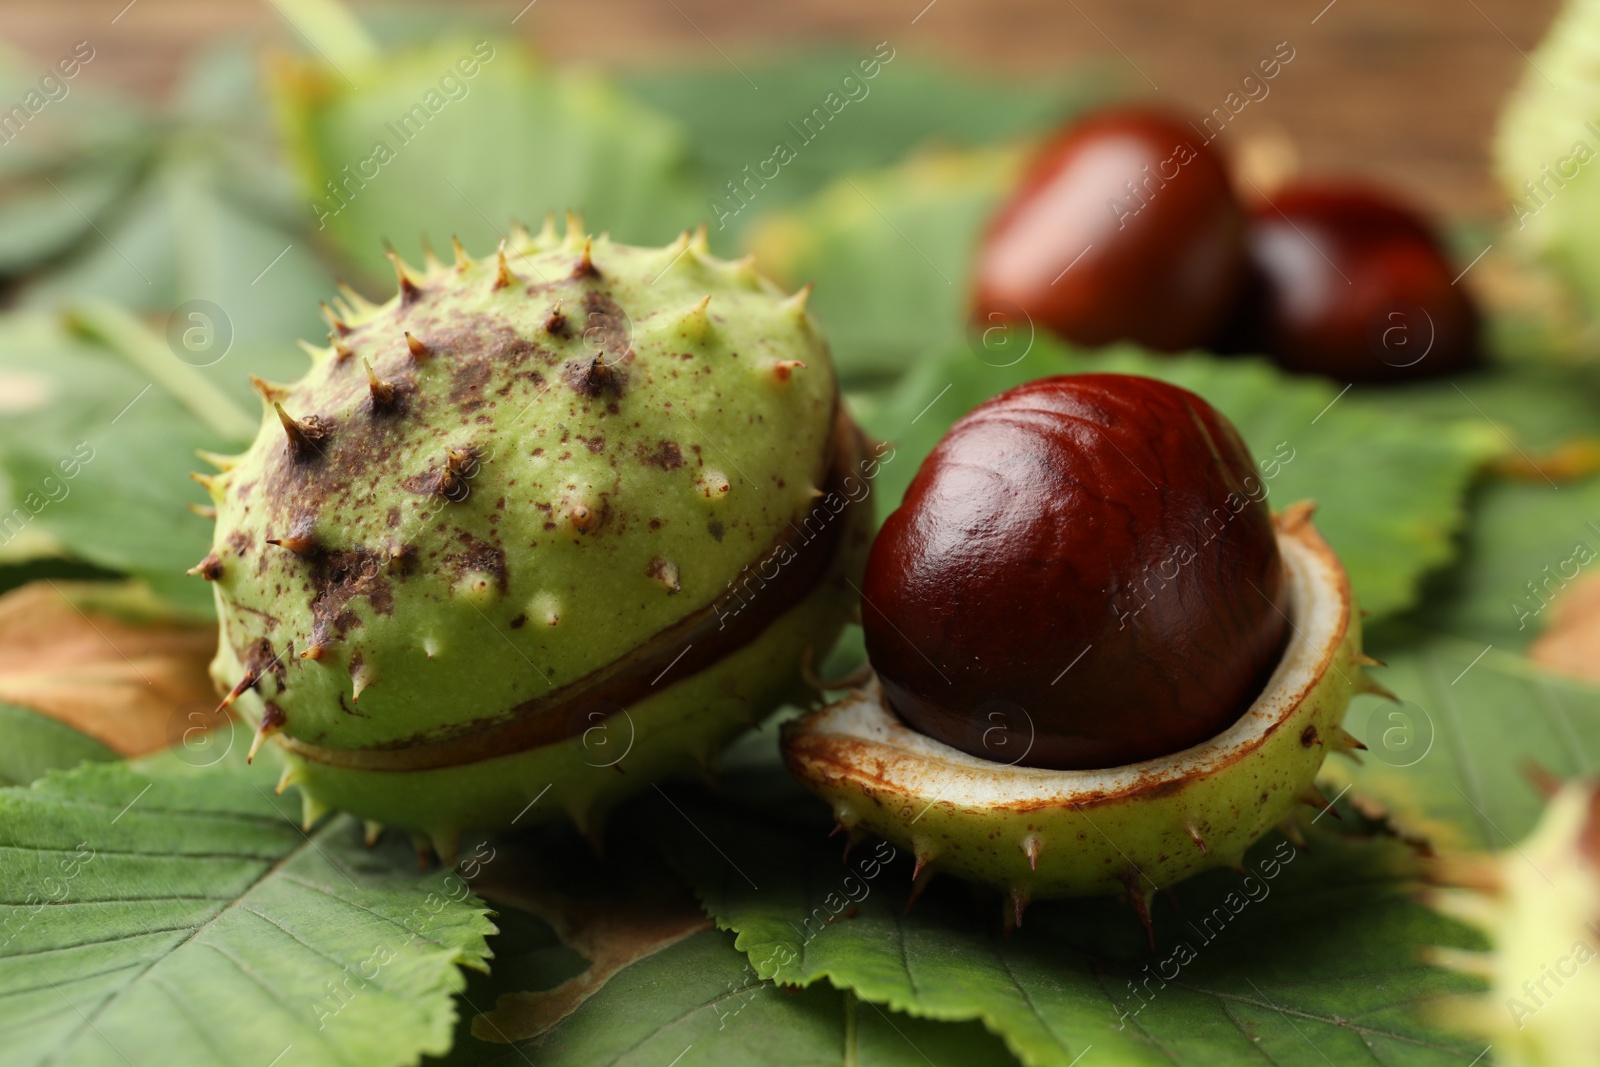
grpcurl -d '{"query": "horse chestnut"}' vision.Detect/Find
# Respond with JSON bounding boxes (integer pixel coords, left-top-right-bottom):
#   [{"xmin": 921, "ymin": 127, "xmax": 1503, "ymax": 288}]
[
  {"xmin": 1226, "ymin": 181, "xmax": 1481, "ymax": 380},
  {"xmin": 861, "ymin": 374, "xmax": 1289, "ymax": 769},
  {"xmin": 972, "ymin": 108, "xmax": 1246, "ymax": 352},
  {"xmin": 783, "ymin": 373, "xmax": 1374, "ymax": 919}
]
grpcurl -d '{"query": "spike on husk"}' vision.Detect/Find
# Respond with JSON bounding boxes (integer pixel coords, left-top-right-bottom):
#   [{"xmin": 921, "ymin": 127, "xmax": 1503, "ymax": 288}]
[
  {"xmin": 420, "ymin": 238, "xmax": 445, "ymax": 276},
  {"xmin": 573, "ymin": 238, "xmax": 598, "ymax": 279},
  {"xmin": 905, "ymin": 860, "xmax": 937, "ymax": 913},
  {"xmin": 321, "ymin": 302, "xmax": 352, "ymax": 336},
  {"xmin": 188, "ymin": 552, "xmax": 223, "ymax": 581},
  {"xmin": 363, "ymin": 358, "xmax": 396, "ymax": 410},
  {"xmin": 216, "ymin": 668, "xmax": 259, "ymax": 713},
  {"xmin": 301, "ymin": 790, "xmax": 331, "ymax": 832},
  {"xmin": 435, "ymin": 446, "xmax": 475, "ymax": 501},
  {"xmin": 537, "ymin": 212, "xmax": 559, "ymax": 247},
  {"xmin": 1122, "ymin": 868, "xmax": 1156, "ymax": 949},
  {"xmin": 544, "ymin": 301, "xmax": 567, "ymax": 336},
  {"xmin": 1329, "ymin": 724, "xmax": 1367, "ymax": 761},
  {"xmin": 780, "ymin": 283, "xmax": 813, "ymax": 321},
  {"xmin": 570, "ymin": 502, "xmax": 598, "ymax": 533},
  {"xmin": 1358, "ymin": 672, "xmax": 1399, "ymax": 702},
  {"xmin": 654, "ymin": 230, "xmax": 692, "ymax": 275},
  {"xmin": 911, "ymin": 837, "xmax": 938, "ymax": 882},
  {"xmin": 250, "ymin": 376, "xmax": 289, "ymax": 404},
  {"xmin": 273, "ymin": 403, "xmax": 326, "ymax": 461},
  {"xmin": 730, "ymin": 253, "xmax": 762, "ymax": 288},
  {"xmin": 1296, "ymin": 782, "xmax": 1340, "ymax": 819},
  {"xmin": 337, "ymin": 279, "xmax": 376, "ymax": 314},
  {"xmin": 387, "ymin": 250, "xmax": 423, "ymax": 304},
  {"xmin": 429, "ymin": 828, "xmax": 461, "ymax": 869},
  {"xmin": 248, "ymin": 702, "xmax": 286, "ymax": 763},
  {"xmin": 404, "ymin": 331, "xmax": 429, "ymax": 362},
  {"xmin": 494, "ymin": 241, "xmax": 517, "ymax": 291},
  {"xmin": 265, "ymin": 532, "xmax": 316, "ymax": 556},
  {"xmin": 189, "ymin": 470, "xmax": 225, "ymax": 502},
  {"xmin": 673, "ymin": 295, "xmax": 713, "ymax": 342},
  {"xmin": 385, "ymin": 542, "xmax": 412, "ymax": 573},
  {"xmin": 562, "ymin": 210, "xmax": 586, "ymax": 249},
  {"xmin": 196, "ymin": 449, "xmax": 238, "ymax": 472},
  {"xmin": 1007, "ymin": 886, "xmax": 1031, "ymax": 931},
  {"xmin": 350, "ymin": 659, "xmax": 374, "ymax": 703},
  {"xmin": 772, "ymin": 359, "xmax": 807, "ymax": 383}
]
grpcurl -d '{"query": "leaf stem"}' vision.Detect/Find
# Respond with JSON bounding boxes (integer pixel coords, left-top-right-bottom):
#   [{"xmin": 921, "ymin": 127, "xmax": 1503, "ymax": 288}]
[
  {"xmin": 67, "ymin": 300, "xmax": 256, "ymax": 443},
  {"xmin": 264, "ymin": 0, "xmax": 378, "ymax": 71}
]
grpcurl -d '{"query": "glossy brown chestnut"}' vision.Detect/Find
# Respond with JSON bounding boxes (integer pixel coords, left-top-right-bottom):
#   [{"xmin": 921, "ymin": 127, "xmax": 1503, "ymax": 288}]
[
  {"xmin": 1226, "ymin": 181, "xmax": 1481, "ymax": 381},
  {"xmin": 861, "ymin": 374, "xmax": 1290, "ymax": 770},
  {"xmin": 972, "ymin": 107, "xmax": 1247, "ymax": 353}
]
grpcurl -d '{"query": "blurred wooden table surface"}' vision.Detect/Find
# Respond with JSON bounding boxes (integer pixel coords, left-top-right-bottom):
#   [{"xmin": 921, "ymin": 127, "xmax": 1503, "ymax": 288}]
[{"xmin": 0, "ymin": 0, "xmax": 1560, "ymax": 222}]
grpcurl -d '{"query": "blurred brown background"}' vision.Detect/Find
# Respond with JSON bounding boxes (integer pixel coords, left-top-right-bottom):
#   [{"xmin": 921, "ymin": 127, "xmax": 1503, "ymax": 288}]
[{"xmin": 0, "ymin": 0, "xmax": 1560, "ymax": 222}]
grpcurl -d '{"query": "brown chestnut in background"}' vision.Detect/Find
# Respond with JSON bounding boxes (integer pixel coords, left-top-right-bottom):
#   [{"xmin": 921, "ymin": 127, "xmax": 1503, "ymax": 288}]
[
  {"xmin": 861, "ymin": 374, "xmax": 1290, "ymax": 770},
  {"xmin": 972, "ymin": 108, "xmax": 1246, "ymax": 353},
  {"xmin": 1223, "ymin": 182, "xmax": 1481, "ymax": 381}
]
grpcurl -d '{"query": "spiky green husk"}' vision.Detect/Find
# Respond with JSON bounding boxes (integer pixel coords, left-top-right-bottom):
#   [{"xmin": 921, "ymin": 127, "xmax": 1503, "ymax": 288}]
[
  {"xmin": 1493, "ymin": 0, "xmax": 1600, "ymax": 335},
  {"xmin": 1425, "ymin": 779, "xmax": 1600, "ymax": 1067},
  {"xmin": 196, "ymin": 217, "xmax": 869, "ymax": 848},
  {"xmin": 782, "ymin": 507, "xmax": 1369, "ymax": 921},
  {"xmin": 268, "ymin": 575, "xmax": 858, "ymax": 857}
]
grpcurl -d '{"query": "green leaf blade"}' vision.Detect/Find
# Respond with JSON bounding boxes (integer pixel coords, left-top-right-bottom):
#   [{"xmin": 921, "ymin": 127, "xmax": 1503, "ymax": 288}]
[
  {"xmin": 0, "ymin": 755, "xmax": 495, "ymax": 1067},
  {"xmin": 1340, "ymin": 625, "xmax": 1600, "ymax": 850},
  {"xmin": 275, "ymin": 40, "xmax": 702, "ymax": 281},
  {"xmin": 0, "ymin": 704, "xmax": 118, "ymax": 788},
  {"xmin": 651, "ymin": 794, "xmax": 1483, "ymax": 1067},
  {"xmin": 0, "ymin": 313, "xmax": 230, "ymax": 611}
]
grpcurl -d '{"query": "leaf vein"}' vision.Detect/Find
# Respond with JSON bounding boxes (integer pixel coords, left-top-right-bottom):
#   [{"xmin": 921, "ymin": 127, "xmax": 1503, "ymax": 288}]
[
  {"xmin": 199, "ymin": 939, "xmax": 359, "ymax": 1067},
  {"xmin": 1085, "ymin": 961, "xmax": 1180, "ymax": 1065},
  {"xmin": 34, "ymin": 820, "xmax": 325, "ymax": 1064},
  {"xmin": 1219, "ymin": 997, "xmax": 1288, "ymax": 1066},
  {"xmin": 0, "ymin": 924, "xmax": 194, "ymax": 960},
  {"xmin": 1171, "ymin": 982, "xmax": 1476, "ymax": 1054},
  {"xmin": 273, "ymin": 874, "xmax": 448, "ymax": 949}
]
